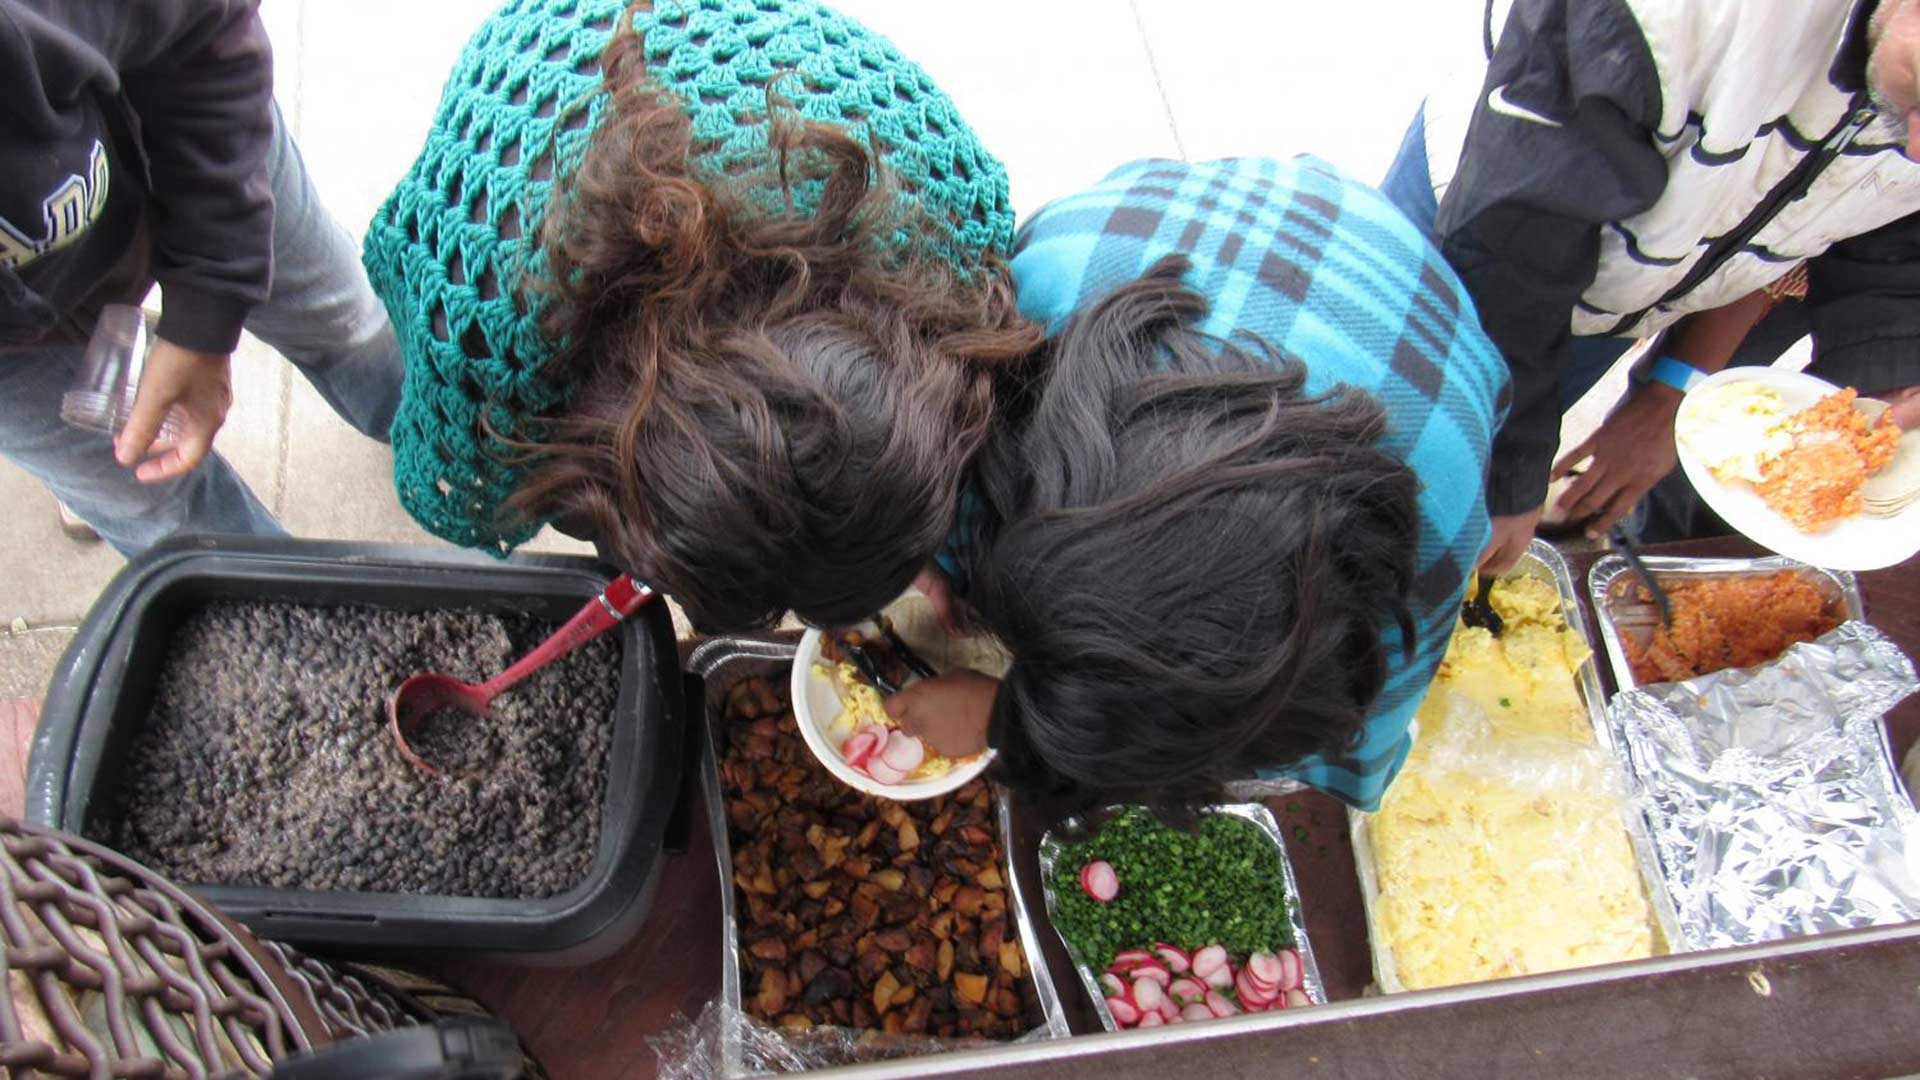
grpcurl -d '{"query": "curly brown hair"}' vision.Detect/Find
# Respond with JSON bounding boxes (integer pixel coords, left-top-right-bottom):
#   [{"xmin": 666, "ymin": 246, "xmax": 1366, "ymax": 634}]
[{"xmin": 510, "ymin": 5, "xmax": 1041, "ymax": 631}]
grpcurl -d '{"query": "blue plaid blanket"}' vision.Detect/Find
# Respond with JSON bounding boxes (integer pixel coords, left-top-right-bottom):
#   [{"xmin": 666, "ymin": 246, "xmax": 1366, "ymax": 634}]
[{"xmin": 953, "ymin": 155, "xmax": 1509, "ymax": 809}]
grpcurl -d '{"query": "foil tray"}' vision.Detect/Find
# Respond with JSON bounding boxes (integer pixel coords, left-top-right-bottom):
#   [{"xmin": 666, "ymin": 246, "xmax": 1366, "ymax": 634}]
[
  {"xmin": 1349, "ymin": 539, "xmax": 1686, "ymax": 994},
  {"xmin": 1034, "ymin": 803, "xmax": 1325, "ymax": 1030},
  {"xmin": 1586, "ymin": 553, "xmax": 1864, "ymax": 695},
  {"xmin": 687, "ymin": 637, "xmax": 1069, "ymax": 1078}
]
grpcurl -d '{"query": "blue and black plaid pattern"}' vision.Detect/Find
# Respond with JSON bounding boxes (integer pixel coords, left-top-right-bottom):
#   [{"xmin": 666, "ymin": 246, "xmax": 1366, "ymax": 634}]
[{"xmin": 999, "ymin": 156, "xmax": 1509, "ymax": 810}]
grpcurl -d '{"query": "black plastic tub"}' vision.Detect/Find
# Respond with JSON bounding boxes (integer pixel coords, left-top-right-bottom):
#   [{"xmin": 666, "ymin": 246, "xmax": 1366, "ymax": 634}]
[{"xmin": 27, "ymin": 535, "xmax": 685, "ymax": 964}]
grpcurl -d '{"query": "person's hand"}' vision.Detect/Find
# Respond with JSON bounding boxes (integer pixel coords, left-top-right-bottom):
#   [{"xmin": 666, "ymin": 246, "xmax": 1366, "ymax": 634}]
[
  {"xmin": 1550, "ymin": 385, "xmax": 1683, "ymax": 538},
  {"xmin": 912, "ymin": 565, "xmax": 964, "ymax": 636},
  {"xmin": 884, "ymin": 670, "xmax": 998, "ymax": 758},
  {"xmin": 1872, "ymin": 385, "xmax": 1920, "ymax": 430},
  {"xmin": 1480, "ymin": 506, "xmax": 1543, "ymax": 575},
  {"xmin": 116, "ymin": 338, "xmax": 233, "ymax": 483}
]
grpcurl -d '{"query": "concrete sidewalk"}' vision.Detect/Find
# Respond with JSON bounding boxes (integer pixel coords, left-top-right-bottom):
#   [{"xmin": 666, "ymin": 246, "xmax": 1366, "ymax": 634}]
[{"xmin": 0, "ymin": 0, "xmax": 1638, "ymax": 702}]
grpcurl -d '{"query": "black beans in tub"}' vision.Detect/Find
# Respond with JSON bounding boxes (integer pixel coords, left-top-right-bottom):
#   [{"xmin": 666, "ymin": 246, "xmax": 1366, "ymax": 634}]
[{"xmin": 91, "ymin": 600, "xmax": 617, "ymax": 899}]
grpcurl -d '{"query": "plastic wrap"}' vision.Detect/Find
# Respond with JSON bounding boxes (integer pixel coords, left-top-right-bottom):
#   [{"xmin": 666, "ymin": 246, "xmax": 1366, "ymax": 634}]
[
  {"xmin": 1607, "ymin": 620, "xmax": 1920, "ymax": 950},
  {"xmin": 1351, "ymin": 542, "xmax": 1678, "ymax": 993},
  {"xmin": 1355, "ymin": 691, "xmax": 1667, "ymax": 992},
  {"xmin": 649, "ymin": 1000, "xmax": 1050, "ymax": 1079}
]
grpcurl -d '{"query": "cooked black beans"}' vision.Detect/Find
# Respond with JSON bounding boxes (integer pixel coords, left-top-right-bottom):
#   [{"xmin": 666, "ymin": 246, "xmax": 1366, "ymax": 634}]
[{"xmin": 95, "ymin": 600, "xmax": 617, "ymax": 899}]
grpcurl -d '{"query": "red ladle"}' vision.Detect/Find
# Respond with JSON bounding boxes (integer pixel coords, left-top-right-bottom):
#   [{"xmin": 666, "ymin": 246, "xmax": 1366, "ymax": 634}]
[{"xmin": 388, "ymin": 574, "xmax": 656, "ymax": 777}]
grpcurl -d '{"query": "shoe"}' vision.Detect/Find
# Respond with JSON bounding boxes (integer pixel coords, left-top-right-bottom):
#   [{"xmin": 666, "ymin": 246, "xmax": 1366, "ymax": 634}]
[{"xmin": 56, "ymin": 503, "xmax": 100, "ymax": 543}]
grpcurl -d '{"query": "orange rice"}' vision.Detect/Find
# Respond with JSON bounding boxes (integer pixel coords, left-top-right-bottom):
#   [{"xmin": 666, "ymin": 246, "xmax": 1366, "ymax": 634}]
[
  {"xmin": 1623, "ymin": 572, "xmax": 1840, "ymax": 684},
  {"xmin": 1754, "ymin": 389, "xmax": 1902, "ymax": 531}
]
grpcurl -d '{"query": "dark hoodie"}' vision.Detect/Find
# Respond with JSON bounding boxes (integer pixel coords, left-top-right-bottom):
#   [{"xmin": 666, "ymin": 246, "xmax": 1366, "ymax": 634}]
[{"xmin": 0, "ymin": 0, "xmax": 272, "ymax": 353}]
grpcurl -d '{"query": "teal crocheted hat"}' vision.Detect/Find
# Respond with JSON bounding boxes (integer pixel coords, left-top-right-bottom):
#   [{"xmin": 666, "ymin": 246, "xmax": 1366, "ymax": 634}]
[{"xmin": 363, "ymin": 0, "xmax": 1015, "ymax": 554}]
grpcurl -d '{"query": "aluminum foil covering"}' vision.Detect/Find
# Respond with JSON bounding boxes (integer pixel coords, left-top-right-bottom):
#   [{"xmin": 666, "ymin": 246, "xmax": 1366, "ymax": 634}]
[
  {"xmin": 1607, "ymin": 621, "xmax": 1920, "ymax": 951},
  {"xmin": 1035, "ymin": 803, "xmax": 1324, "ymax": 1030}
]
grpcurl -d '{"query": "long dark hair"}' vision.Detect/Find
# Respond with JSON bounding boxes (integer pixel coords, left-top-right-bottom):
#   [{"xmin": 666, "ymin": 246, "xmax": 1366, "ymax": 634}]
[
  {"xmin": 966, "ymin": 256, "xmax": 1420, "ymax": 800},
  {"xmin": 510, "ymin": 3, "xmax": 1042, "ymax": 631}
]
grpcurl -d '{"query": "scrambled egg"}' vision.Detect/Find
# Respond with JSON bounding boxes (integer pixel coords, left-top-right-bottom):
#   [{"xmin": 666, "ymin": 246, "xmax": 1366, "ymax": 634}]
[
  {"xmin": 1437, "ymin": 579, "xmax": 1590, "ymax": 743},
  {"xmin": 815, "ymin": 660, "xmax": 956, "ymax": 781},
  {"xmin": 1369, "ymin": 575, "xmax": 1657, "ymax": 991},
  {"xmin": 1677, "ymin": 382, "xmax": 1792, "ymax": 485}
]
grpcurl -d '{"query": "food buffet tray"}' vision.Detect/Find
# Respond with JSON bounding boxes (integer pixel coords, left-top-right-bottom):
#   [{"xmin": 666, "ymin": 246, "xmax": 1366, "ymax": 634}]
[
  {"xmin": 687, "ymin": 637, "xmax": 1069, "ymax": 1078},
  {"xmin": 1033, "ymin": 803, "xmax": 1325, "ymax": 1031},
  {"xmin": 28, "ymin": 535, "xmax": 684, "ymax": 962},
  {"xmin": 1349, "ymin": 539, "xmax": 1686, "ymax": 993},
  {"xmin": 1587, "ymin": 554, "xmax": 1863, "ymax": 694}
]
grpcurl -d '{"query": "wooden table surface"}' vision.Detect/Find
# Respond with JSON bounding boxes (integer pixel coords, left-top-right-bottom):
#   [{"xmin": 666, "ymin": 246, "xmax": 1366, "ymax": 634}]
[{"xmin": 418, "ymin": 536, "xmax": 1920, "ymax": 1079}]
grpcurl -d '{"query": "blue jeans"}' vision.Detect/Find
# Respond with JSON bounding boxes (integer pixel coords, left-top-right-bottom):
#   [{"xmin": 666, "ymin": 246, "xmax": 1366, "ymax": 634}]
[
  {"xmin": 0, "ymin": 104, "xmax": 402, "ymax": 555},
  {"xmin": 1378, "ymin": 106, "xmax": 1633, "ymax": 415}
]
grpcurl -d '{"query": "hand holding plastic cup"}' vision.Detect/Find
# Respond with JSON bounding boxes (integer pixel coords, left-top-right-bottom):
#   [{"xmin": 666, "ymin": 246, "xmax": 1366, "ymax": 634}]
[{"xmin": 61, "ymin": 304, "xmax": 186, "ymax": 449}]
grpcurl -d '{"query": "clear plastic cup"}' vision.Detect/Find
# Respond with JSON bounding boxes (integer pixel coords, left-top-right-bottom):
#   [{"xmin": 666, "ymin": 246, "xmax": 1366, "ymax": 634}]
[{"xmin": 61, "ymin": 304, "xmax": 185, "ymax": 446}]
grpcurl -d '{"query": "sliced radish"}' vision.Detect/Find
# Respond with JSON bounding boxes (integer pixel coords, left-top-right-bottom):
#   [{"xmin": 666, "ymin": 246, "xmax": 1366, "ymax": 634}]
[
  {"xmin": 1109, "ymin": 948, "xmax": 1155, "ymax": 972},
  {"xmin": 1157, "ymin": 997, "xmax": 1178, "ymax": 1021},
  {"xmin": 1247, "ymin": 952, "xmax": 1282, "ymax": 989},
  {"xmin": 1205, "ymin": 990, "xmax": 1238, "ymax": 1018},
  {"xmin": 1236, "ymin": 969, "xmax": 1275, "ymax": 1008},
  {"xmin": 1137, "ymin": 1010, "xmax": 1164, "ymax": 1028},
  {"xmin": 1080, "ymin": 860, "xmax": 1119, "ymax": 902},
  {"xmin": 1131, "ymin": 978, "xmax": 1165, "ymax": 1012},
  {"xmin": 879, "ymin": 732, "xmax": 925, "ymax": 773},
  {"xmin": 1130, "ymin": 960, "xmax": 1172, "ymax": 986},
  {"xmin": 1106, "ymin": 997, "xmax": 1140, "ymax": 1026},
  {"xmin": 1202, "ymin": 962, "xmax": 1234, "ymax": 990},
  {"xmin": 1168, "ymin": 977, "xmax": 1208, "ymax": 1005},
  {"xmin": 1181, "ymin": 1002, "xmax": 1215, "ymax": 1022},
  {"xmin": 840, "ymin": 731, "xmax": 881, "ymax": 769},
  {"xmin": 1190, "ymin": 944, "xmax": 1228, "ymax": 979},
  {"xmin": 1153, "ymin": 943, "xmax": 1191, "ymax": 974},
  {"xmin": 864, "ymin": 757, "xmax": 907, "ymax": 785},
  {"xmin": 1283, "ymin": 989, "xmax": 1311, "ymax": 1009},
  {"xmin": 1100, "ymin": 972, "xmax": 1126, "ymax": 998},
  {"xmin": 1236, "ymin": 965, "xmax": 1274, "ymax": 998},
  {"xmin": 1277, "ymin": 949, "xmax": 1302, "ymax": 992}
]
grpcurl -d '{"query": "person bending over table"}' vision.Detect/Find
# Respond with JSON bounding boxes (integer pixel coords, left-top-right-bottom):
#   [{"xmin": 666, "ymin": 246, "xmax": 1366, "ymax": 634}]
[
  {"xmin": 891, "ymin": 156, "xmax": 1507, "ymax": 809},
  {"xmin": 362, "ymin": 0, "xmax": 1036, "ymax": 632},
  {"xmin": 1379, "ymin": 0, "xmax": 1920, "ymax": 567}
]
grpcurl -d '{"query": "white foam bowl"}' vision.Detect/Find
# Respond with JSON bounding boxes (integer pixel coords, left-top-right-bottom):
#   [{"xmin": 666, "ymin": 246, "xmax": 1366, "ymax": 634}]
[{"xmin": 791, "ymin": 589, "xmax": 1008, "ymax": 800}]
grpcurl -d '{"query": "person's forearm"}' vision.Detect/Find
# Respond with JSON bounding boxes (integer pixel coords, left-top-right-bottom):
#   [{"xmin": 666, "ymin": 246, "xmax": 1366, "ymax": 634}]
[{"xmin": 1662, "ymin": 290, "xmax": 1775, "ymax": 376}]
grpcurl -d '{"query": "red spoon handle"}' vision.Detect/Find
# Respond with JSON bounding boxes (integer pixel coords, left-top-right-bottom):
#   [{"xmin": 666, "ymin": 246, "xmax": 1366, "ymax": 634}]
[
  {"xmin": 602, "ymin": 573, "xmax": 653, "ymax": 617},
  {"xmin": 479, "ymin": 574, "xmax": 655, "ymax": 697}
]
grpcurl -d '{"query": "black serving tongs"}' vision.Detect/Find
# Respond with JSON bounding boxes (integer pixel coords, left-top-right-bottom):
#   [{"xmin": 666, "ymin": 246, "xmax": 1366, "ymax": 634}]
[
  {"xmin": 878, "ymin": 616, "xmax": 937, "ymax": 680},
  {"xmin": 1609, "ymin": 525, "xmax": 1673, "ymax": 628},
  {"xmin": 1462, "ymin": 574, "xmax": 1504, "ymax": 637},
  {"xmin": 836, "ymin": 616, "xmax": 939, "ymax": 697}
]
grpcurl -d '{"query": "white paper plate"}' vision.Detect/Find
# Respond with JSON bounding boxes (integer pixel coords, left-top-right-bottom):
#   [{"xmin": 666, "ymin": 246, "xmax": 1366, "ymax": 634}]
[
  {"xmin": 790, "ymin": 589, "xmax": 1008, "ymax": 800},
  {"xmin": 1675, "ymin": 367, "xmax": 1920, "ymax": 571}
]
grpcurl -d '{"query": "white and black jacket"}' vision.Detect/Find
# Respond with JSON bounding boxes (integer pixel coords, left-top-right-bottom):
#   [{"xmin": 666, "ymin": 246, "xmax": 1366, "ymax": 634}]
[{"xmin": 1423, "ymin": 0, "xmax": 1920, "ymax": 515}]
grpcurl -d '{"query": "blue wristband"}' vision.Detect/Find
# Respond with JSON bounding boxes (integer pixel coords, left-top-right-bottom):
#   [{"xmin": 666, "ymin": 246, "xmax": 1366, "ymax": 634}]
[{"xmin": 1646, "ymin": 356, "xmax": 1706, "ymax": 393}]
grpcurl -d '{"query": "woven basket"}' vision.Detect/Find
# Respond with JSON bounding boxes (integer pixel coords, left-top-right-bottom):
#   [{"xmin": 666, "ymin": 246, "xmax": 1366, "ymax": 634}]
[{"xmin": 0, "ymin": 818, "xmax": 536, "ymax": 1078}]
